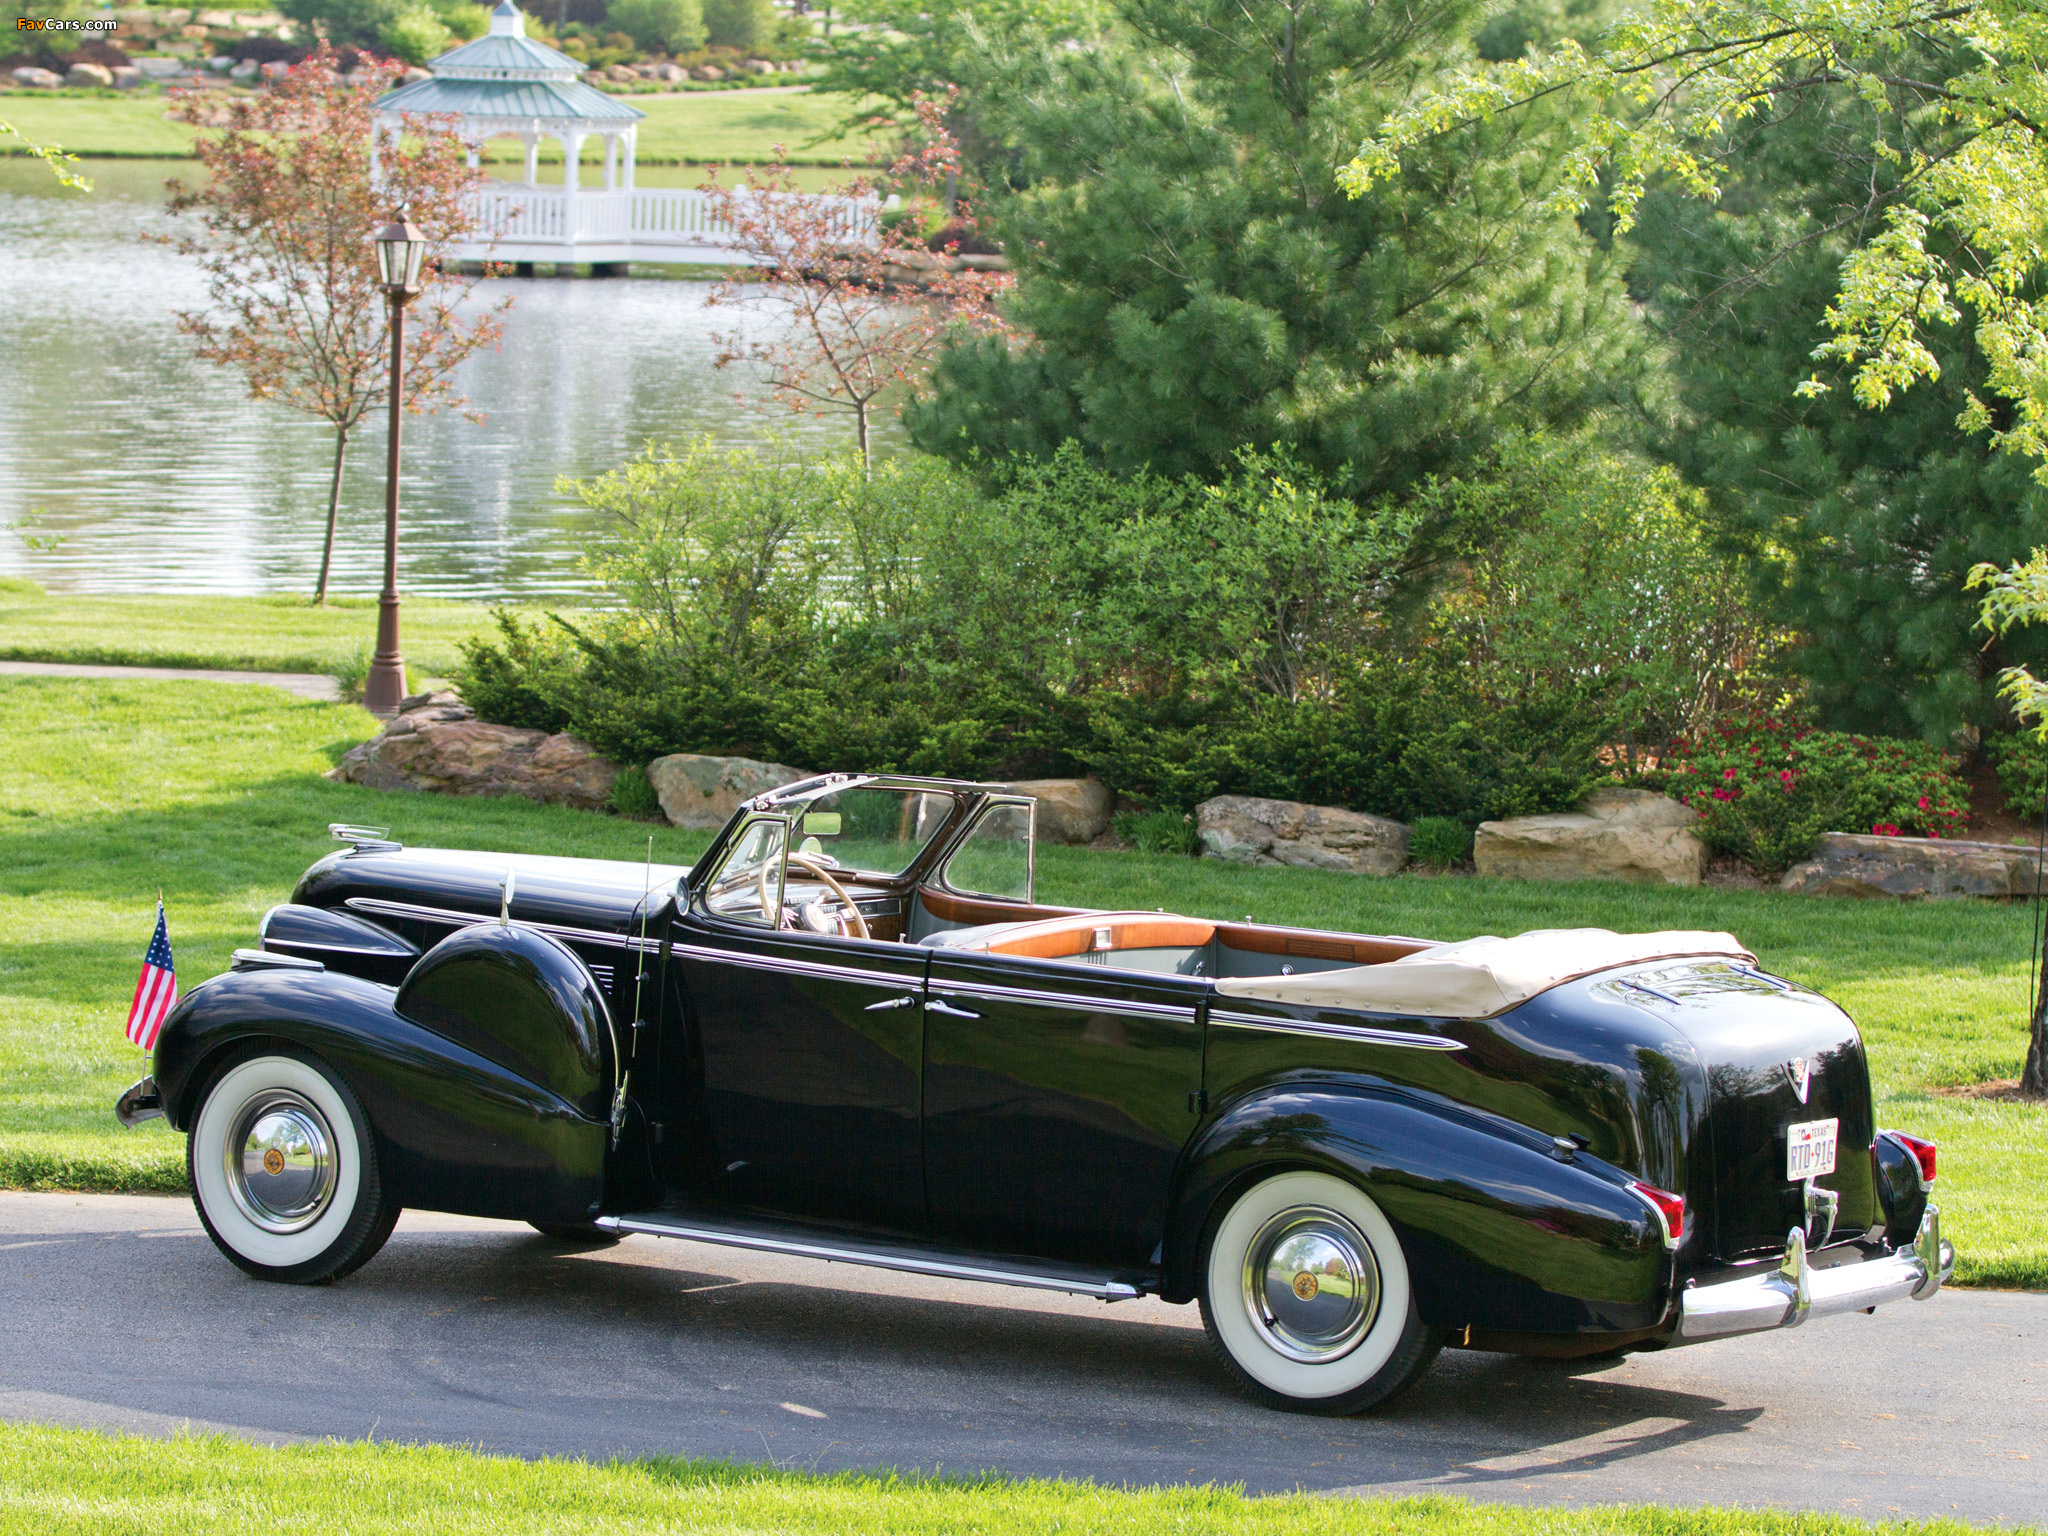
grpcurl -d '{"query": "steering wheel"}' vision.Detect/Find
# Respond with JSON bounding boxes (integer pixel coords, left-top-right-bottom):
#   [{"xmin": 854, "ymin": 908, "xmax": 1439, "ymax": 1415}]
[{"xmin": 786, "ymin": 851, "xmax": 872, "ymax": 940}]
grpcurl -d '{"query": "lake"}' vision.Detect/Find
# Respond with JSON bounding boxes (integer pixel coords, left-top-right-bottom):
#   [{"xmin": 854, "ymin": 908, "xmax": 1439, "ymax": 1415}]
[{"xmin": 0, "ymin": 158, "xmax": 883, "ymax": 601}]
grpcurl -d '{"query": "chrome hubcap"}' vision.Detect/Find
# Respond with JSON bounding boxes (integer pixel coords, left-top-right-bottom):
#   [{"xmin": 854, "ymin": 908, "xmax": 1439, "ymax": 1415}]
[
  {"xmin": 224, "ymin": 1091, "xmax": 337, "ymax": 1234},
  {"xmin": 1240, "ymin": 1205, "xmax": 1379, "ymax": 1363}
]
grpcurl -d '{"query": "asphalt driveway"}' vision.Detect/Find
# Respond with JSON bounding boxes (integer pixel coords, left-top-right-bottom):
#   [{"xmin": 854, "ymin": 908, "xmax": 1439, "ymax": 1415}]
[{"xmin": 0, "ymin": 1191, "xmax": 2039, "ymax": 1524}]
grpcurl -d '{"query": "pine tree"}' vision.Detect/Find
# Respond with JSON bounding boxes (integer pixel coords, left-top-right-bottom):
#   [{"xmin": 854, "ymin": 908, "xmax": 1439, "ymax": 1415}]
[
  {"xmin": 904, "ymin": 0, "xmax": 1646, "ymax": 498},
  {"xmin": 1629, "ymin": 80, "xmax": 2048, "ymax": 739}
]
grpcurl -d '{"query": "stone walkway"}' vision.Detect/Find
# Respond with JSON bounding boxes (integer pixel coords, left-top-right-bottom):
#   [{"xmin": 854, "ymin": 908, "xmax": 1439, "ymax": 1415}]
[{"xmin": 0, "ymin": 659, "xmax": 341, "ymax": 702}]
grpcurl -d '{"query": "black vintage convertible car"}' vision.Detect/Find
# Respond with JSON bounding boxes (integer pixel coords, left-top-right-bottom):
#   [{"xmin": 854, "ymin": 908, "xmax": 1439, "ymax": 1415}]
[{"xmin": 118, "ymin": 772, "xmax": 1953, "ymax": 1413}]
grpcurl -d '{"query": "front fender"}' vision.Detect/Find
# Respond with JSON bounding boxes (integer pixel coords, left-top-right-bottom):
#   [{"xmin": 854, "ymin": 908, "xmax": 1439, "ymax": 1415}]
[
  {"xmin": 153, "ymin": 966, "xmax": 606, "ymax": 1225},
  {"xmin": 1162, "ymin": 1082, "xmax": 1672, "ymax": 1336}
]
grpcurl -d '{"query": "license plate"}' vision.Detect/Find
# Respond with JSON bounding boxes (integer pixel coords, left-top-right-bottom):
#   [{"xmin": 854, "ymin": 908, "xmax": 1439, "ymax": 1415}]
[{"xmin": 1787, "ymin": 1118, "xmax": 1838, "ymax": 1181}]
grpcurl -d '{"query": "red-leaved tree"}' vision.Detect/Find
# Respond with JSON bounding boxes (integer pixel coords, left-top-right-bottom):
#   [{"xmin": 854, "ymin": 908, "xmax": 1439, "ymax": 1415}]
[
  {"xmin": 165, "ymin": 49, "xmax": 509, "ymax": 602},
  {"xmin": 704, "ymin": 90, "xmax": 1013, "ymax": 473}
]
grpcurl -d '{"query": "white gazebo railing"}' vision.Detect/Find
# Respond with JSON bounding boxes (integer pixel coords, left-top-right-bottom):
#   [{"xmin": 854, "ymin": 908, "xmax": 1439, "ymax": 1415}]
[{"xmin": 452, "ymin": 186, "xmax": 878, "ymax": 268}]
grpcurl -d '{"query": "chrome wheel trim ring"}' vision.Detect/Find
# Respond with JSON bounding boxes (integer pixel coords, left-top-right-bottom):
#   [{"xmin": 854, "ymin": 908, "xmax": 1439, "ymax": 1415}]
[
  {"xmin": 222, "ymin": 1090, "xmax": 338, "ymax": 1235},
  {"xmin": 1239, "ymin": 1205, "xmax": 1380, "ymax": 1364}
]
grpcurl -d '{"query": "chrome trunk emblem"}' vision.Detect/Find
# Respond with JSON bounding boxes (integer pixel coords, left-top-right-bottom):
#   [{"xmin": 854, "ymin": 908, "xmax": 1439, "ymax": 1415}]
[{"xmin": 1786, "ymin": 1057, "xmax": 1811, "ymax": 1104}]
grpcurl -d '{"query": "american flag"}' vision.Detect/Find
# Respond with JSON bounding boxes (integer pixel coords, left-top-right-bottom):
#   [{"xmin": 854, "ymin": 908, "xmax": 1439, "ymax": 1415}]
[{"xmin": 125, "ymin": 902, "xmax": 176, "ymax": 1052}]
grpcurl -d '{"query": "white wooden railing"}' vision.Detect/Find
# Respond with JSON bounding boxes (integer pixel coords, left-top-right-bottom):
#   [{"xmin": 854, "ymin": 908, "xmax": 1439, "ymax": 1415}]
[{"xmin": 452, "ymin": 186, "xmax": 877, "ymax": 265}]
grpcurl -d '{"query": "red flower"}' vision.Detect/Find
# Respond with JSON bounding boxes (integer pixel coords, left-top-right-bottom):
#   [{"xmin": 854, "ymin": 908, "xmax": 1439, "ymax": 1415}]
[
  {"xmin": 1723, "ymin": 768, "xmax": 1740, "ymax": 780},
  {"xmin": 1917, "ymin": 796, "xmax": 1931, "ymax": 810},
  {"xmin": 1871, "ymin": 822, "xmax": 1901, "ymax": 837},
  {"xmin": 1712, "ymin": 788, "xmax": 1734, "ymax": 801}
]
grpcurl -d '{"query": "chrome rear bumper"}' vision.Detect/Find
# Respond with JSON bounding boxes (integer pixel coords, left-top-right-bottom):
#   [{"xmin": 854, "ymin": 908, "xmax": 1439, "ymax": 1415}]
[
  {"xmin": 113, "ymin": 1075, "xmax": 164, "ymax": 1129},
  {"xmin": 1672, "ymin": 1205, "xmax": 1953, "ymax": 1345}
]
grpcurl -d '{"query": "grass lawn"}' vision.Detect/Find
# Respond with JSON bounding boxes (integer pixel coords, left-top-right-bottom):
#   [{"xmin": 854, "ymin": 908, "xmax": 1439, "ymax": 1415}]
[
  {"xmin": 0, "ymin": 87, "xmax": 878, "ymax": 167},
  {"xmin": 0, "ymin": 674, "xmax": 2040, "ymax": 1288},
  {"xmin": 0, "ymin": 1423, "xmax": 2028, "ymax": 1536},
  {"xmin": 0, "ymin": 577, "xmax": 522, "ymax": 679}
]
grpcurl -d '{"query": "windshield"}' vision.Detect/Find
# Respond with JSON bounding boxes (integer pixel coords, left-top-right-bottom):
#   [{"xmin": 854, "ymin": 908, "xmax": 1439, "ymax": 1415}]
[{"xmin": 784, "ymin": 785, "xmax": 957, "ymax": 878}]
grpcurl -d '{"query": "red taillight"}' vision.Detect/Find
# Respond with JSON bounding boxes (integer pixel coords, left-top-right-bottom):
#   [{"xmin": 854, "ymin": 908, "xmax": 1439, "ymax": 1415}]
[
  {"xmin": 1890, "ymin": 1132, "xmax": 1938, "ymax": 1187},
  {"xmin": 1629, "ymin": 1181, "xmax": 1685, "ymax": 1249}
]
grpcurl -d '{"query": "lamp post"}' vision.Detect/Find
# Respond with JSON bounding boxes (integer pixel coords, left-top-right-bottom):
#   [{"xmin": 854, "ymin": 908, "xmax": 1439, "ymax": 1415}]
[{"xmin": 363, "ymin": 213, "xmax": 428, "ymax": 718}]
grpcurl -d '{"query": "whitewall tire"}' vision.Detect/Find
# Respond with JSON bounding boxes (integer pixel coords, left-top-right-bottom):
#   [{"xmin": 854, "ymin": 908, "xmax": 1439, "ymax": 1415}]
[
  {"xmin": 1199, "ymin": 1170, "xmax": 1441, "ymax": 1414},
  {"xmin": 188, "ymin": 1051, "xmax": 399, "ymax": 1284}
]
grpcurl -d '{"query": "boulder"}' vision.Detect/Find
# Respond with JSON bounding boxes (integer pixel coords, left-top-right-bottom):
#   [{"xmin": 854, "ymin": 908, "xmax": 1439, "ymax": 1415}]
[
  {"xmin": 328, "ymin": 691, "xmax": 617, "ymax": 811},
  {"xmin": 110, "ymin": 65, "xmax": 142, "ymax": 86},
  {"xmin": 11, "ymin": 67, "xmax": 63, "ymax": 88},
  {"xmin": 743, "ymin": 57, "xmax": 775, "ymax": 72},
  {"xmin": 997, "ymin": 778, "xmax": 1114, "ymax": 845},
  {"xmin": 647, "ymin": 753, "xmax": 809, "ymax": 828},
  {"xmin": 401, "ymin": 65, "xmax": 430, "ymax": 81},
  {"xmin": 1196, "ymin": 794, "xmax": 1411, "ymax": 876},
  {"xmin": 228, "ymin": 58, "xmax": 258, "ymax": 78},
  {"xmin": 136, "ymin": 56, "xmax": 188, "ymax": 76},
  {"xmin": 67, "ymin": 61, "xmax": 115, "ymax": 86},
  {"xmin": 205, "ymin": 53, "xmax": 235, "ymax": 69},
  {"xmin": 654, "ymin": 61, "xmax": 684, "ymax": 80},
  {"xmin": 1476, "ymin": 787, "xmax": 1705, "ymax": 887},
  {"xmin": 1780, "ymin": 833, "xmax": 2047, "ymax": 900},
  {"xmin": 260, "ymin": 58, "xmax": 291, "ymax": 77},
  {"xmin": 196, "ymin": 9, "xmax": 238, "ymax": 25},
  {"xmin": 689, "ymin": 63, "xmax": 723, "ymax": 79}
]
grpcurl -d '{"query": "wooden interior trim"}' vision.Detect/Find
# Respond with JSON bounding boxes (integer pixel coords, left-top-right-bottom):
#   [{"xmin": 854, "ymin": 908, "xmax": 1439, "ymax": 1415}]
[
  {"xmin": 1215, "ymin": 925, "xmax": 1428, "ymax": 966},
  {"xmin": 916, "ymin": 888, "xmax": 1080, "ymax": 927}
]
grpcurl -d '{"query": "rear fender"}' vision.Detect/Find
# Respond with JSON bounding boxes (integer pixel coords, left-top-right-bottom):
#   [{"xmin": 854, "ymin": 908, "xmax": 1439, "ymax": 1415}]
[
  {"xmin": 153, "ymin": 963, "xmax": 607, "ymax": 1225},
  {"xmin": 1162, "ymin": 1082, "xmax": 1672, "ymax": 1336}
]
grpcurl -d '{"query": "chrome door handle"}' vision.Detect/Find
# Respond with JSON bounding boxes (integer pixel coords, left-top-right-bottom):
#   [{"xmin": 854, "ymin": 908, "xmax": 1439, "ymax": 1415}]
[
  {"xmin": 863, "ymin": 994, "xmax": 919, "ymax": 1012},
  {"xmin": 927, "ymin": 998, "xmax": 982, "ymax": 1019}
]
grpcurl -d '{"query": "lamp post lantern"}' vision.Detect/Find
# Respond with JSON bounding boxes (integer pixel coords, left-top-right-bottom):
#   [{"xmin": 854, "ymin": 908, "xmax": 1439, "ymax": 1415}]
[{"xmin": 364, "ymin": 213, "xmax": 428, "ymax": 718}]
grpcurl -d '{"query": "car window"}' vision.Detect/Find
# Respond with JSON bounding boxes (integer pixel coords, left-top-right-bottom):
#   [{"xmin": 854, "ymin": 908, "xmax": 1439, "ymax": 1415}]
[
  {"xmin": 940, "ymin": 801, "xmax": 1034, "ymax": 903},
  {"xmin": 699, "ymin": 815, "xmax": 789, "ymax": 925},
  {"xmin": 788, "ymin": 786, "xmax": 957, "ymax": 878}
]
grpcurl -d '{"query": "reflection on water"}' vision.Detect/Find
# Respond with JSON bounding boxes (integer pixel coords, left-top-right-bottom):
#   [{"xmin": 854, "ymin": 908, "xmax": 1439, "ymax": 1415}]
[{"xmin": 0, "ymin": 158, "xmax": 880, "ymax": 600}]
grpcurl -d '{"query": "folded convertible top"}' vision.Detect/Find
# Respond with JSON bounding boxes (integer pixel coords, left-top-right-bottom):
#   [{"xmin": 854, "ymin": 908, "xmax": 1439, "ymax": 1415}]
[{"xmin": 1212, "ymin": 927, "xmax": 1756, "ymax": 1019}]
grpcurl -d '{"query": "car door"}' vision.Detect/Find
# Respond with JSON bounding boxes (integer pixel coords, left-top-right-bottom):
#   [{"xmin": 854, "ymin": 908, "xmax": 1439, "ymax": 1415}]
[
  {"xmin": 664, "ymin": 813, "xmax": 932, "ymax": 1231},
  {"xmin": 918, "ymin": 803, "xmax": 1206, "ymax": 1267}
]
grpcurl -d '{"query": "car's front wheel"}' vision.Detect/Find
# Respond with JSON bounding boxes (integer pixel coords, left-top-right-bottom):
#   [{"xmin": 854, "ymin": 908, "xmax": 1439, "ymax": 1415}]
[
  {"xmin": 1199, "ymin": 1170, "xmax": 1441, "ymax": 1414},
  {"xmin": 188, "ymin": 1050, "xmax": 399, "ymax": 1284}
]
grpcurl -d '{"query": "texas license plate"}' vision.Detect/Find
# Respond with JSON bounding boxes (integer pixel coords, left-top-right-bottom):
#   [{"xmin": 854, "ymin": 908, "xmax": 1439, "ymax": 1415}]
[{"xmin": 1787, "ymin": 1118, "xmax": 1839, "ymax": 1181}]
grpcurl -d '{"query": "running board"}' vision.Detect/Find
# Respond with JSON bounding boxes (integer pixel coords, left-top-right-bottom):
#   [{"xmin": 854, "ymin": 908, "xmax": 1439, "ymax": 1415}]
[{"xmin": 594, "ymin": 1208, "xmax": 1151, "ymax": 1301}]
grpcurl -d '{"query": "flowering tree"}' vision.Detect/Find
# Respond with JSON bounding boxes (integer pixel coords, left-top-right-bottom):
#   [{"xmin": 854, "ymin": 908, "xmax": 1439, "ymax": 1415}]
[
  {"xmin": 704, "ymin": 90, "xmax": 1013, "ymax": 474},
  {"xmin": 164, "ymin": 48, "xmax": 509, "ymax": 603}
]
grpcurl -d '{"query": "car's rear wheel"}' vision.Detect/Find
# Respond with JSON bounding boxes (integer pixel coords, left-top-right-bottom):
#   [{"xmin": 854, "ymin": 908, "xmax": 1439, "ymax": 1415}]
[
  {"xmin": 188, "ymin": 1050, "xmax": 399, "ymax": 1284},
  {"xmin": 1199, "ymin": 1170, "xmax": 1441, "ymax": 1414}
]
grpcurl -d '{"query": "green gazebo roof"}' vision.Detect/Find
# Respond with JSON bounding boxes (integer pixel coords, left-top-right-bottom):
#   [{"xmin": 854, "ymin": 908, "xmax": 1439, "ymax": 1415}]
[{"xmin": 375, "ymin": 2, "xmax": 644, "ymax": 127}]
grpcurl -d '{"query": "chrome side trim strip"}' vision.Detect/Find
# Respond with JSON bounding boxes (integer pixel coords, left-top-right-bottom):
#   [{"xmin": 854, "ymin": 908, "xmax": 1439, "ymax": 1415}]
[
  {"xmin": 594, "ymin": 1214, "xmax": 1146, "ymax": 1301},
  {"xmin": 668, "ymin": 941, "xmax": 923, "ymax": 991},
  {"xmin": 930, "ymin": 980, "xmax": 1194, "ymax": 1020},
  {"xmin": 1208, "ymin": 1010, "xmax": 1467, "ymax": 1051}
]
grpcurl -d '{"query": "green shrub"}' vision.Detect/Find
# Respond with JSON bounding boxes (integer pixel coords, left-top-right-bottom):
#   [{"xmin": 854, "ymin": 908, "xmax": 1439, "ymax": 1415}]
[
  {"xmin": 1988, "ymin": 731, "xmax": 2048, "ymax": 823},
  {"xmin": 330, "ymin": 644, "xmax": 415, "ymax": 706},
  {"xmin": 1409, "ymin": 816, "xmax": 1474, "ymax": 869},
  {"xmin": 1664, "ymin": 713, "xmax": 1970, "ymax": 871},
  {"xmin": 455, "ymin": 611, "xmax": 580, "ymax": 734},
  {"xmin": 379, "ymin": 6, "xmax": 454, "ymax": 62},
  {"xmin": 607, "ymin": 0, "xmax": 704, "ymax": 55},
  {"xmin": 606, "ymin": 764, "xmax": 664, "ymax": 820},
  {"xmin": 1113, "ymin": 808, "xmax": 1202, "ymax": 856},
  {"xmin": 701, "ymin": 0, "xmax": 772, "ymax": 49}
]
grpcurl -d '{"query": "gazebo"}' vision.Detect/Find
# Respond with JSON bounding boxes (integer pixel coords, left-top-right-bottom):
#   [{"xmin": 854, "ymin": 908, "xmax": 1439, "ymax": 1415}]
[{"xmin": 372, "ymin": 0, "xmax": 871, "ymax": 271}]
